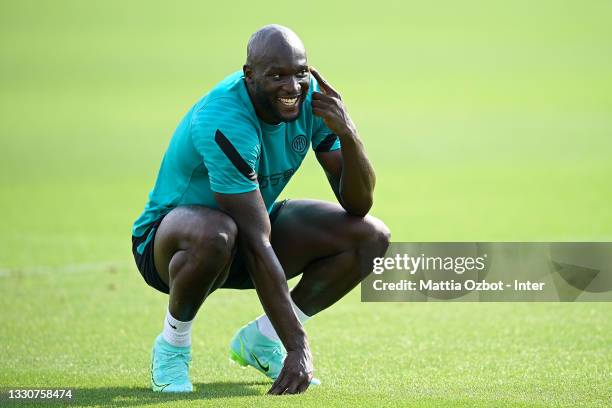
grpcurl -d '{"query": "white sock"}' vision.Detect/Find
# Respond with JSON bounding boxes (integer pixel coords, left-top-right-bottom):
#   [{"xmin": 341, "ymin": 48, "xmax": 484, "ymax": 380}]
[
  {"xmin": 255, "ymin": 297, "xmax": 310, "ymax": 342},
  {"xmin": 162, "ymin": 309, "xmax": 194, "ymax": 348}
]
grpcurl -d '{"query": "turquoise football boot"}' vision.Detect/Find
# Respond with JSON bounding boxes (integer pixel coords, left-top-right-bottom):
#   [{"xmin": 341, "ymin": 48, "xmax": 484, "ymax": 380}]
[
  {"xmin": 150, "ymin": 335, "xmax": 193, "ymax": 392},
  {"xmin": 229, "ymin": 321, "xmax": 320, "ymax": 385}
]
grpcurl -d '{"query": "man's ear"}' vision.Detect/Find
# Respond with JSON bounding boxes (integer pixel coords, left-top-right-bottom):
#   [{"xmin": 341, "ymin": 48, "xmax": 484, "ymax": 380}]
[{"xmin": 243, "ymin": 65, "xmax": 253, "ymax": 83}]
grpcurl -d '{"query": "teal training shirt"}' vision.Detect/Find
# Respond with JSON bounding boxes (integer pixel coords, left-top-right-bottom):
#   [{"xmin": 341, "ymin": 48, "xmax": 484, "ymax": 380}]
[{"xmin": 132, "ymin": 70, "xmax": 341, "ymax": 243}]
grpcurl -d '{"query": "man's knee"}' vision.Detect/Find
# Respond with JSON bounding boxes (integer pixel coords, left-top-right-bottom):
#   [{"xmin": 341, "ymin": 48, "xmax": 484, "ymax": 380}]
[
  {"xmin": 188, "ymin": 215, "xmax": 238, "ymax": 268},
  {"xmin": 350, "ymin": 216, "xmax": 390, "ymax": 282},
  {"xmin": 324, "ymin": 215, "xmax": 389, "ymax": 283},
  {"xmin": 353, "ymin": 215, "xmax": 391, "ymax": 255}
]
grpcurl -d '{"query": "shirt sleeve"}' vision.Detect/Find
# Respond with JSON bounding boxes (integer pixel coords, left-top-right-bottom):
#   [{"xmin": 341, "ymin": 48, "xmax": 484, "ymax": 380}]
[
  {"xmin": 190, "ymin": 97, "xmax": 260, "ymax": 194},
  {"xmin": 310, "ymin": 78, "xmax": 342, "ymax": 152}
]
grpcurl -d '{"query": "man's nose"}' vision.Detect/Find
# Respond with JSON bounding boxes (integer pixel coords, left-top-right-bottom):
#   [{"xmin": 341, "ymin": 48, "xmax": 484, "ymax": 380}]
[{"xmin": 282, "ymin": 76, "xmax": 300, "ymax": 94}]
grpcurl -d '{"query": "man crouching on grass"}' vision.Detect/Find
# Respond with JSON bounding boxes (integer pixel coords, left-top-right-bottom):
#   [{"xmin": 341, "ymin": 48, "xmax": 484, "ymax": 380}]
[{"xmin": 131, "ymin": 24, "xmax": 390, "ymax": 395}]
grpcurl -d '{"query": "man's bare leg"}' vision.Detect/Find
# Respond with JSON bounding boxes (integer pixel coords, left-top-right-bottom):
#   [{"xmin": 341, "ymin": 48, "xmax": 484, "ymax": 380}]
[
  {"xmin": 273, "ymin": 199, "xmax": 390, "ymax": 316},
  {"xmin": 238, "ymin": 199, "xmax": 389, "ymax": 349},
  {"xmin": 154, "ymin": 205, "xmax": 237, "ymax": 321},
  {"xmin": 149, "ymin": 205, "xmax": 237, "ymax": 392}
]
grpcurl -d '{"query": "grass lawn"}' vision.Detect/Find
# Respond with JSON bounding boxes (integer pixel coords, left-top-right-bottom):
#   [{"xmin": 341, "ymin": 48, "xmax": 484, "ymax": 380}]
[{"xmin": 1, "ymin": 1, "xmax": 611, "ymax": 406}]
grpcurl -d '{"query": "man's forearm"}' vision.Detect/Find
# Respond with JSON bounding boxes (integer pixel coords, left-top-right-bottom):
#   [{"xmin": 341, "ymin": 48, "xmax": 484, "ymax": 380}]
[
  {"xmin": 241, "ymin": 239, "xmax": 306, "ymax": 351},
  {"xmin": 337, "ymin": 131, "xmax": 376, "ymax": 216},
  {"xmin": 309, "ymin": 67, "xmax": 375, "ymax": 216},
  {"xmin": 214, "ymin": 191, "xmax": 307, "ymax": 352}
]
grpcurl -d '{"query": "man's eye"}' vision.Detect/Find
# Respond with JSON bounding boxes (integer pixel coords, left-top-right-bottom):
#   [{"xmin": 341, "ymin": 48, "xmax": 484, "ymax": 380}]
[
  {"xmin": 297, "ymin": 70, "xmax": 309, "ymax": 77},
  {"xmin": 271, "ymin": 74, "xmax": 281, "ymax": 80}
]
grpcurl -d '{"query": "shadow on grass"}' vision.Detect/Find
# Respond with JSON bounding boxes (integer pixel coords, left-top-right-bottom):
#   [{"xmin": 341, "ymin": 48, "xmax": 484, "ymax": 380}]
[{"xmin": 1, "ymin": 381, "xmax": 269, "ymax": 407}]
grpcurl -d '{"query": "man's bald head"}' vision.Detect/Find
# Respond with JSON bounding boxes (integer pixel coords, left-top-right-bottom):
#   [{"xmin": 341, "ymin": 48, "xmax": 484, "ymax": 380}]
[
  {"xmin": 246, "ymin": 24, "xmax": 307, "ymax": 69},
  {"xmin": 243, "ymin": 25, "xmax": 310, "ymax": 124}
]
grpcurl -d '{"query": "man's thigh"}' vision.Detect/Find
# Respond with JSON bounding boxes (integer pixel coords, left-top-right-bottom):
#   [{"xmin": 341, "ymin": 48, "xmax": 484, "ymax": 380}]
[
  {"xmin": 153, "ymin": 205, "xmax": 237, "ymax": 288},
  {"xmin": 270, "ymin": 199, "xmax": 383, "ymax": 279}
]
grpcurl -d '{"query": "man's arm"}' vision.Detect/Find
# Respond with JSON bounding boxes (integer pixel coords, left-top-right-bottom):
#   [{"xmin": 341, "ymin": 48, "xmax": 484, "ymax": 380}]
[
  {"xmin": 215, "ymin": 190, "xmax": 313, "ymax": 394},
  {"xmin": 310, "ymin": 67, "xmax": 376, "ymax": 217}
]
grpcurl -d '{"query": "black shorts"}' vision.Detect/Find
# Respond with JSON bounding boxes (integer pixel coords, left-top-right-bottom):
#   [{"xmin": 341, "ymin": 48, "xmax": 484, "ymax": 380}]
[{"xmin": 131, "ymin": 200, "xmax": 289, "ymax": 294}]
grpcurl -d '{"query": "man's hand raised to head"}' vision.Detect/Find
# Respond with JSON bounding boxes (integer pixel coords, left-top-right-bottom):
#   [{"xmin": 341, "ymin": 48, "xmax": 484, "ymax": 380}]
[
  {"xmin": 311, "ymin": 67, "xmax": 376, "ymax": 217},
  {"xmin": 310, "ymin": 67, "xmax": 358, "ymax": 139}
]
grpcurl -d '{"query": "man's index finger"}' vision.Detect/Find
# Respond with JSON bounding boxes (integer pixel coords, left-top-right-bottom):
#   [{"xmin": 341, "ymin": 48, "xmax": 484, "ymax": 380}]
[{"xmin": 309, "ymin": 66, "xmax": 337, "ymax": 96}]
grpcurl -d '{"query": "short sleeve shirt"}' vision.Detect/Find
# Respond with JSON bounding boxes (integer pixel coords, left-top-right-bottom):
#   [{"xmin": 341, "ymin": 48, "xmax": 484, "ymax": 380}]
[{"xmin": 132, "ymin": 71, "xmax": 340, "ymax": 239}]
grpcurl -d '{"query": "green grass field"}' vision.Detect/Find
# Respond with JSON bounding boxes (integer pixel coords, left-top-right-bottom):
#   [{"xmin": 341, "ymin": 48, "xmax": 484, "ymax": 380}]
[{"xmin": 1, "ymin": 1, "xmax": 611, "ymax": 406}]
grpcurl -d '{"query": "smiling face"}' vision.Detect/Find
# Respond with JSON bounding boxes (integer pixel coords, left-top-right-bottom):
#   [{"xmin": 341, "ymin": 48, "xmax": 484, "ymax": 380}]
[{"xmin": 243, "ymin": 26, "xmax": 310, "ymax": 124}]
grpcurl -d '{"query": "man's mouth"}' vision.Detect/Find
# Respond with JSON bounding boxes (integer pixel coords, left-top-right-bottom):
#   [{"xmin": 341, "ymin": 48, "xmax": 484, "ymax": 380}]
[{"xmin": 278, "ymin": 96, "xmax": 299, "ymax": 107}]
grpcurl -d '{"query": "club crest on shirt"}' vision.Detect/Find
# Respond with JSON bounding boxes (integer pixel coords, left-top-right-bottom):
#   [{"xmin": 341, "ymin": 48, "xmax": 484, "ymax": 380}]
[{"xmin": 291, "ymin": 135, "xmax": 308, "ymax": 154}]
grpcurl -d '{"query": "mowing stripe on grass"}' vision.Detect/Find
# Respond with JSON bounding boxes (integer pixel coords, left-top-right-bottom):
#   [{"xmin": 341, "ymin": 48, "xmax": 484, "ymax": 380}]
[{"xmin": 0, "ymin": 260, "xmax": 130, "ymax": 277}]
